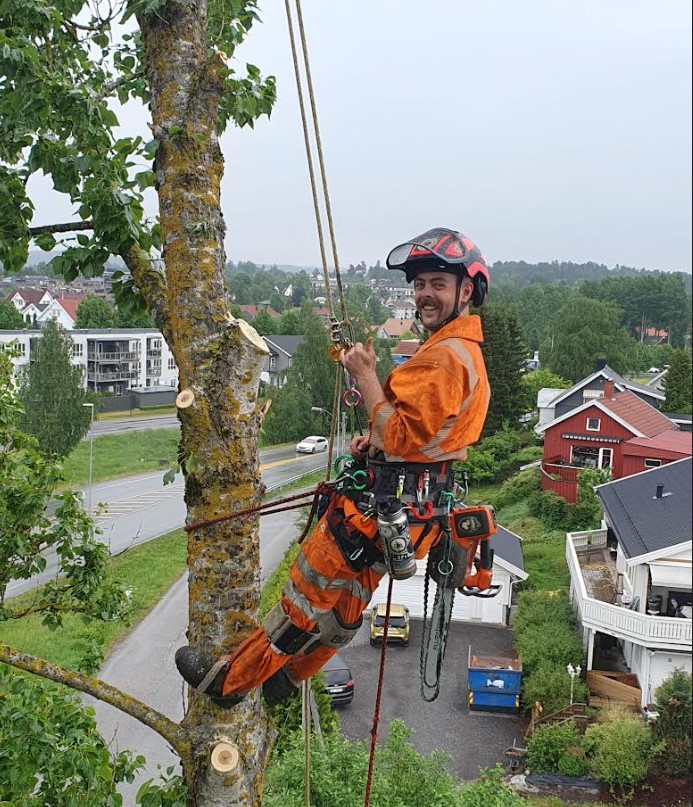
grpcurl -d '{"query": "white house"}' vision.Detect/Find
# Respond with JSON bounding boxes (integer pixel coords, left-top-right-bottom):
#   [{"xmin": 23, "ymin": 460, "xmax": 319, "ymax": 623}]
[
  {"xmin": 566, "ymin": 457, "xmax": 692, "ymax": 707},
  {"xmin": 369, "ymin": 526, "xmax": 528, "ymax": 626}
]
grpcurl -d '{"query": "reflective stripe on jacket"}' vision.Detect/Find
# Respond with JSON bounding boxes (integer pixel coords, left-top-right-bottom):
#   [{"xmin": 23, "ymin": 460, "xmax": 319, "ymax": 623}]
[{"xmin": 369, "ymin": 315, "xmax": 489, "ymax": 462}]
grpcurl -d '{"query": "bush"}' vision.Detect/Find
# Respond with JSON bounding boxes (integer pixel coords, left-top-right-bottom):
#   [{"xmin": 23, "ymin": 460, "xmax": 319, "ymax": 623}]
[
  {"xmin": 652, "ymin": 668, "xmax": 692, "ymax": 776},
  {"xmin": 512, "ymin": 590, "xmax": 578, "ymax": 638},
  {"xmin": 558, "ymin": 747, "xmax": 589, "ymax": 777},
  {"xmin": 527, "ymin": 490, "xmax": 570, "ymax": 529},
  {"xmin": 522, "ymin": 662, "xmax": 588, "ymax": 716},
  {"xmin": 496, "ymin": 445, "xmax": 544, "ymax": 481},
  {"xmin": 584, "ymin": 719, "xmax": 656, "ymax": 791},
  {"xmin": 515, "ymin": 624, "xmax": 585, "ymax": 680},
  {"xmin": 494, "ymin": 468, "xmax": 542, "ymax": 508},
  {"xmin": 526, "ymin": 721, "xmax": 583, "ymax": 773}
]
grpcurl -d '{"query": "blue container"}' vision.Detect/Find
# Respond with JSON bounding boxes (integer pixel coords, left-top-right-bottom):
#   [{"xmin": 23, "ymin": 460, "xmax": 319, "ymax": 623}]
[{"xmin": 468, "ymin": 648, "xmax": 522, "ymax": 711}]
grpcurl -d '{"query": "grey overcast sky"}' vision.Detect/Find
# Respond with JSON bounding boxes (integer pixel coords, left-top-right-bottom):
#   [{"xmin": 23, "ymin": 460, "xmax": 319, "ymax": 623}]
[
  {"xmin": 219, "ymin": 0, "xmax": 692, "ymax": 272},
  {"xmin": 28, "ymin": 1, "xmax": 692, "ymax": 272}
]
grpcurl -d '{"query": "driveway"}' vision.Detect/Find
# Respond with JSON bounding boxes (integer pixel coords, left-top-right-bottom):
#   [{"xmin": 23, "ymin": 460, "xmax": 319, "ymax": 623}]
[{"xmin": 334, "ymin": 618, "xmax": 526, "ymax": 781}]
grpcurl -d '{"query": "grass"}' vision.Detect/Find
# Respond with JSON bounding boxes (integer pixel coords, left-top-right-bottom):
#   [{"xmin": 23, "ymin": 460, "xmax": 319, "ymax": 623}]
[
  {"xmin": 97, "ymin": 405, "xmax": 177, "ymax": 420},
  {"xmin": 0, "ymin": 530, "xmax": 187, "ymax": 670},
  {"xmin": 60, "ymin": 429, "xmax": 180, "ymax": 487},
  {"xmin": 465, "ymin": 482, "xmax": 571, "ymax": 591}
]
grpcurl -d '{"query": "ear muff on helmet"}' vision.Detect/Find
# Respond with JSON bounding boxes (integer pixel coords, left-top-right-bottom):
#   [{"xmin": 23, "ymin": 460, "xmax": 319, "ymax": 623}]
[{"xmin": 470, "ymin": 275, "xmax": 488, "ymax": 308}]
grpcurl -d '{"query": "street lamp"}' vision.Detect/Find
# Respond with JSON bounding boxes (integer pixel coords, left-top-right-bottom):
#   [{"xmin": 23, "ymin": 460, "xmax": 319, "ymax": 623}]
[
  {"xmin": 311, "ymin": 406, "xmax": 337, "ymax": 453},
  {"xmin": 82, "ymin": 403, "xmax": 95, "ymax": 516},
  {"xmin": 566, "ymin": 662, "xmax": 582, "ymax": 706}
]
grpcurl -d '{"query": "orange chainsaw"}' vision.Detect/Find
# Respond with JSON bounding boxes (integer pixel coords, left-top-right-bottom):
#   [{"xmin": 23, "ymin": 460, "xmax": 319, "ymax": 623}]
[{"xmin": 449, "ymin": 505, "xmax": 502, "ymax": 598}]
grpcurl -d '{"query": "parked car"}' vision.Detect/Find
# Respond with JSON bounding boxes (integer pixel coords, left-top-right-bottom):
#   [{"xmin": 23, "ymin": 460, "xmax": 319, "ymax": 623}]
[
  {"xmin": 370, "ymin": 602, "xmax": 410, "ymax": 646},
  {"xmin": 320, "ymin": 653, "xmax": 354, "ymax": 706},
  {"xmin": 295, "ymin": 435, "xmax": 329, "ymax": 453}
]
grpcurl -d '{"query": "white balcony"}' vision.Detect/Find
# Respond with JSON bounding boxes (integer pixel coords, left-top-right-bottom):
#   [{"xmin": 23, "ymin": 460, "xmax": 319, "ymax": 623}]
[{"xmin": 567, "ymin": 530, "xmax": 692, "ymax": 650}]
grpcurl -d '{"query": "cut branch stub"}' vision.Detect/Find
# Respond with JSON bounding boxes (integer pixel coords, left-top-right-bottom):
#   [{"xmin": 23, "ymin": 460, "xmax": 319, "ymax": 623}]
[
  {"xmin": 210, "ymin": 740, "xmax": 240, "ymax": 773},
  {"xmin": 176, "ymin": 389, "xmax": 195, "ymax": 409}
]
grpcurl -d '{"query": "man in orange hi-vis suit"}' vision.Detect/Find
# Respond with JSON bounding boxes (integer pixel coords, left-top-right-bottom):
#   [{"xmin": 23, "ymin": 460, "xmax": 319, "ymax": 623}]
[{"xmin": 175, "ymin": 227, "xmax": 491, "ymax": 708}]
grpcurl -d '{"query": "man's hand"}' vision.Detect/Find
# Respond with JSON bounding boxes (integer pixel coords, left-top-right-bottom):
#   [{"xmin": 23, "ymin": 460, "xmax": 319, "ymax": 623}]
[
  {"xmin": 349, "ymin": 434, "xmax": 370, "ymax": 461},
  {"xmin": 341, "ymin": 337, "xmax": 377, "ymax": 381}
]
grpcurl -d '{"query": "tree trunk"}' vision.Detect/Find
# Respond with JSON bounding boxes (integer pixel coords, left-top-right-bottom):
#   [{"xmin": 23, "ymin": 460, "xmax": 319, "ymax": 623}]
[{"xmin": 137, "ymin": 2, "xmax": 273, "ymax": 804}]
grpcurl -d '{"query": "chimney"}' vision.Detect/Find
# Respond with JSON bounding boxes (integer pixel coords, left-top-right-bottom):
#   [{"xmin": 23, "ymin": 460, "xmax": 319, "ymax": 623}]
[
  {"xmin": 603, "ymin": 378, "xmax": 615, "ymax": 399},
  {"xmin": 595, "ymin": 357, "xmax": 608, "ymax": 371},
  {"xmin": 655, "ymin": 484, "xmax": 664, "ymax": 499}
]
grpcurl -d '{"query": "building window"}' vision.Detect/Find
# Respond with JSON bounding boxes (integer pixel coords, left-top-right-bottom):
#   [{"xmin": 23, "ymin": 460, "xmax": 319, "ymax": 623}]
[
  {"xmin": 72, "ymin": 343, "xmax": 84, "ymax": 358},
  {"xmin": 269, "ymin": 356, "xmax": 276, "ymax": 370},
  {"xmin": 644, "ymin": 458, "xmax": 662, "ymax": 468},
  {"xmin": 288, "ymin": 357, "xmax": 292, "ymax": 367},
  {"xmin": 18, "ymin": 342, "xmax": 27, "ymax": 356},
  {"xmin": 586, "ymin": 417, "xmax": 601, "ymax": 432},
  {"xmin": 570, "ymin": 445, "xmax": 612, "ymax": 469},
  {"xmin": 168, "ymin": 357, "xmax": 176, "ymax": 370},
  {"xmin": 583, "ymin": 389, "xmax": 604, "ymax": 403}
]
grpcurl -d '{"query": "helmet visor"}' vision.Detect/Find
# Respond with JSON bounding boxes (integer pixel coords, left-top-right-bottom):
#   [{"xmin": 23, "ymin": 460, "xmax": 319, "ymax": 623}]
[{"xmin": 387, "ymin": 228, "xmax": 469, "ymax": 270}]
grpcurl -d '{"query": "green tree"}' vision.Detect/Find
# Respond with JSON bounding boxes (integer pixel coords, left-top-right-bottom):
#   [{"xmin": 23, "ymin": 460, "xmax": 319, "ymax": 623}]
[
  {"xmin": 18, "ymin": 320, "xmax": 92, "ymax": 458},
  {"xmin": 74, "ymin": 294, "xmax": 116, "ymax": 329},
  {"xmin": 251, "ymin": 308, "xmax": 276, "ymax": 335},
  {"xmin": 481, "ymin": 304, "xmax": 527, "ymax": 436},
  {"xmin": 520, "ymin": 367, "xmax": 571, "ymax": 413},
  {"xmin": 1, "ymin": 343, "xmax": 127, "ymax": 624},
  {"xmin": 662, "ymin": 349, "xmax": 692, "ymax": 413},
  {"xmin": 0, "ymin": 0, "xmax": 279, "ymax": 803},
  {"xmin": 652, "ymin": 669, "xmax": 692, "ymax": 776},
  {"xmin": 542, "ymin": 297, "xmax": 638, "ymax": 382},
  {"xmin": 117, "ymin": 306, "xmax": 155, "ymax": 328},
  {"xmin": 278, "ymin": 309, "xmax": 301, "ymax": 335},
  {"xmin": 0, "ymin": 298, "xmax": 24, "ymax": 328}
]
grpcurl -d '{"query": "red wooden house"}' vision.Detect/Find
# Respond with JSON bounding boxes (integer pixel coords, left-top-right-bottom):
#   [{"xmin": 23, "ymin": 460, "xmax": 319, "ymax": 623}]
[{"xmin": 537, "ymin": 380, "xmax": 691, "ymax": 503}]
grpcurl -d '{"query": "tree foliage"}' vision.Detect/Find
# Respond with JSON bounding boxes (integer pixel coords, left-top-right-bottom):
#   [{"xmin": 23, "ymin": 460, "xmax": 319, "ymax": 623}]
[
  {"xmin": 662, "ymin": 349, "xmax": 692, "ymax": 414},
  {"xmin": 75, "ymin": 294, "xmax": 117, "ymax": 328},
  {"xmin": 520, "ymin": 368, "xmax": 571, "ymax": 413},
  {"xmin": 17, "ymin": 319, "xmax": 92, "ymax": 458},
  {"xmin": 541, "ymin": 296, "xmax": 638, "ymax": 382},
  {"xmin": 0, "ymin": 666, "xmax": 150, "ymax": 806},
  {"xmin": 1, "ymin": 343, "xmax": 127, "ymax": 624},
  {"xmin": 480, "ymin": 303, "xmax": 527, "ymax": 436},
  {"xmin": 652, "ymin": 668, "xmax": 692, "ymax": 776},
  {"xmin": 0, "ymin": 298, "xmax": 24, "ymax": 328}
]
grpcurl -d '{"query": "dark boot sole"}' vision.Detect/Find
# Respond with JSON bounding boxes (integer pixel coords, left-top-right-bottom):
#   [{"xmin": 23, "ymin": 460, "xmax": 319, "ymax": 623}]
[{"xmin": 175, "ymin": 646, "xmax": 245, "ymax": 710}]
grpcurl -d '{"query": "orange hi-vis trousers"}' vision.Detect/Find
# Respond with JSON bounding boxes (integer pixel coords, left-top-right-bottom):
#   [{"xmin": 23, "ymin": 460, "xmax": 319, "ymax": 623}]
[{"xmin": 220, "ymin": 494, "xmax": 442, "ymax": 697}]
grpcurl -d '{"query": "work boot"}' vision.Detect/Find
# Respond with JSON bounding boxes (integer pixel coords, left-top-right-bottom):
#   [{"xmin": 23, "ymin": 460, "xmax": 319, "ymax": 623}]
[
  {"xmin": 175, "ymin": 646, "xmax": 245, "ymax": 709},
  {"xmin": 262, "ymin": 667, "xmax": 300, "ymax": 707}
]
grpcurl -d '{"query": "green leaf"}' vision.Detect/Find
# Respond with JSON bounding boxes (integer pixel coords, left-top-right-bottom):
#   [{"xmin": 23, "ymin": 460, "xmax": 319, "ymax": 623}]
[{"xmin": 34, "ymin": 232, "xmax": 57, "ymax": 251}]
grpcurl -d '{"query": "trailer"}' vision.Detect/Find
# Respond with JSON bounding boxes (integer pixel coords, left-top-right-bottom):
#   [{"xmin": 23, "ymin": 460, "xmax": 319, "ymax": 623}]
[{"xmin": 467, "ymin": 648, "xmax": 522, "ymax": 712}]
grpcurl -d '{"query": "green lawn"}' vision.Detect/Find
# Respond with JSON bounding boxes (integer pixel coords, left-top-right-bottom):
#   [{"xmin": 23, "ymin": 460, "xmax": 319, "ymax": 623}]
[
  {"xmin": 0, "ymin": 530, "xmax": 187, "ymax": 670},
  {"xmin": 60, "ymin": 430, "xmax": 180, "ymax": 487}
]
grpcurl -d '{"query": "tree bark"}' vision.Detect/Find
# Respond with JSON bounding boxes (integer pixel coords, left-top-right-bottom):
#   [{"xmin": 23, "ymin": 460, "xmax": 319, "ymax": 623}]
[{"xmin": 135, "ymin": 2, "xmax": 274, "ymax": 804}]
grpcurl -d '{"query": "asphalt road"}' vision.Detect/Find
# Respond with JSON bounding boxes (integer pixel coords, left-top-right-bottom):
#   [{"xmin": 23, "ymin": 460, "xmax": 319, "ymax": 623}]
[{"xmin": 336, "ymin": 619, "xmax": 525, "ymax": 781}]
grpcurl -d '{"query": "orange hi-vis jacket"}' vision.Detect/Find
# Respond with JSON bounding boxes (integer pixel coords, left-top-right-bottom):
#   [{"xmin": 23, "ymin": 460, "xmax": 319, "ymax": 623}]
[
  {"xmin": 370, "ymin": 314, "xmax": 489, "ymax": 462},
  {"xmin": 221, "ymin": 314, "xmax": 490, "ymax": 698}
]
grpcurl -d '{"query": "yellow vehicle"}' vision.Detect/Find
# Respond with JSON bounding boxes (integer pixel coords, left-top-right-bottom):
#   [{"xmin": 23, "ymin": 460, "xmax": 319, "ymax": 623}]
[{"xmin": 370, "ymin": 602, "xmax": 410, "ymax": 646}]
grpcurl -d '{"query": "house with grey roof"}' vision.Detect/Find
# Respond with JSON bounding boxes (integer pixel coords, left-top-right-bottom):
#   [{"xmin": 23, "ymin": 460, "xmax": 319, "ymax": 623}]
[
  {"xmin": 565, "ymin": 457, "xmax": 691, "ymax": 707},
  {"xmin": 261, "ymin": 335, "xmax": 304, "ymax": 388},
  {"xmin": 535, "ymin": 362, "xmax": 665, "ymax": 438},
  {"xmin": 369, "ymin": 525, "xmax": 528, "ymax": 626}
]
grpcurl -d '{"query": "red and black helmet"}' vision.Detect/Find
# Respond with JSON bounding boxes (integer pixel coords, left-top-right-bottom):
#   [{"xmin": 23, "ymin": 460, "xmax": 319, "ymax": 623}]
[{"xmin": 386, "ymin": 227, "xmax": 490, "ymax": 307}]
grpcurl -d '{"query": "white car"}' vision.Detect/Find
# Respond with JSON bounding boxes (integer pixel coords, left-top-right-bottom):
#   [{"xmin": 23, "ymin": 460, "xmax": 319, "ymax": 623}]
[{"xmin": 295, "ymin": 435, "xmax": 329, "ymax": 454}]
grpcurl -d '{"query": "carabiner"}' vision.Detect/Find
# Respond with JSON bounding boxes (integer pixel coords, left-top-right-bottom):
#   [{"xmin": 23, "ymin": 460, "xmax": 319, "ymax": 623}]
[
  {"xmin": 350, "ymin": 469, "xmax": 370, "ymax": 491},
  {"xmin": 407, "ymin": 501, "xmax": 434, "ymax": 521},
  {"xmin": 333, "ymin": 454, "xmax": 354, "ymax": 475}
]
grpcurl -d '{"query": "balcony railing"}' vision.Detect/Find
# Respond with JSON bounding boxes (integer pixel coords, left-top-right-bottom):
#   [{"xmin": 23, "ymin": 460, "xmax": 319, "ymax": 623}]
[
  {"xmin": 86, "ymin": 370, "xmax": 139, "ymax": 382},
  {"xmin": 567, "ymin": 531, "xmax": 692, "ymax": 649},
  {"xmin": 92, "ymin": 351, "xmax": 140, "ymax": 362}
]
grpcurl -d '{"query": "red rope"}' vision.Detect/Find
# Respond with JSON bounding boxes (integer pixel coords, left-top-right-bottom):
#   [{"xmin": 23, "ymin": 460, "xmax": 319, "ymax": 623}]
[
  {"xmin": 363, "ymin": 576, "xmax": 393, "ymax": 807},
  {"xmin": 184, "ymin": 483, "xmax": 332, "ymax": 533}
]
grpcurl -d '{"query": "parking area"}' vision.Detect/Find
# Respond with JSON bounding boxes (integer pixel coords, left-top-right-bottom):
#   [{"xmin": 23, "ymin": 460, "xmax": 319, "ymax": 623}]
[{"xmin": 335, "ymin": 618, "xmax": 527, "ymax": 781}]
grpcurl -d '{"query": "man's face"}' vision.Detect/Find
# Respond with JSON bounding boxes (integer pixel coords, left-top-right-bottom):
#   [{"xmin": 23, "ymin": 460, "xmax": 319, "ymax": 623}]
[{"xmin": 413, "ymin": 272, "xmax": 472, "ymax": 330}]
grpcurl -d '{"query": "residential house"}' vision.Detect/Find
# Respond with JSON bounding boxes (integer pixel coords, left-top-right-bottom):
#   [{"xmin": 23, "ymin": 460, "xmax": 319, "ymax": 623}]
[
  {"xmin": 261, "ymin": 335, "xmax": 304, "ymax": 388},
  {"xmin": 238, "ymin": 304, "xmax": 280, "ymax": 321},
  {"xmin": 391, "ymin": 339, "xmax": 419, "ymax": 366},
  {"xmin": 36, "ymin": 295, "xmax": 84, "ymax": 329},
  {"xmin": 636, "ymin": 326, "xmax": 669, "ymax": 345},
  {"xmin": 377, "ymin": 318, "xmax": 416, "ymax": 340},
  {"xmin": 536, "ymin": 363, "xmax": 664, "ymax": 436},
  {"xmin": 384, "ymin": 297, "xmax": 417, "ymax": 320},
  {"xmin": 536, "ymin": 380, "xmax": 690, "ymax": 503},
  {"xmin": 370, "ymin": 526, "xmax": 528, "ymax": 626},
  {"xmin": 566, "ymin": 458, "xmax": 691, "ymax": 707}
]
